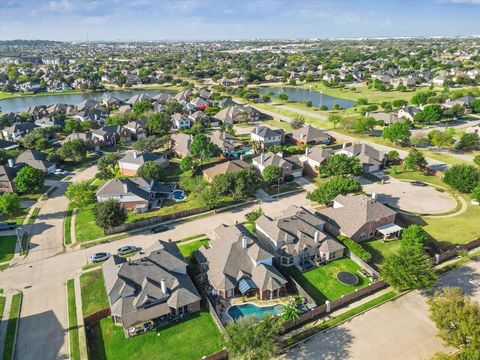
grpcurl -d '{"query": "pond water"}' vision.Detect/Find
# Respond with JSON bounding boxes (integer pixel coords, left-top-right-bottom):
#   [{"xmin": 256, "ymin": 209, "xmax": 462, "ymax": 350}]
[
  {"xmin": 0, "ymin": 89, "xmax": 176, "ymax": 113},
  {"xmin": 259, "ymin": 87, "xmax": 355, "ymax": 110}
]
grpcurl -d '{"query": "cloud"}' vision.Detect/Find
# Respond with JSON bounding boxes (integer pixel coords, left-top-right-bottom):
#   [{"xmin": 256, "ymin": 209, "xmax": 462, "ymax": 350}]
[
  {"xmin": 83, "ymin": 15, "xmax": 109, "ymax": 25},
  {"xmin": 43, "ymin": 0, "xmax": 73, "ymax": 12}
]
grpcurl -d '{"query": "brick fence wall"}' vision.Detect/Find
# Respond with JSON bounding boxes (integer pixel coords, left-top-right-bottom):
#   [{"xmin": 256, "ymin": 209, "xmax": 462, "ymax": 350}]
[{"xmin": 435, "ymin": 237, "xmax": 480, "ymax": 264}]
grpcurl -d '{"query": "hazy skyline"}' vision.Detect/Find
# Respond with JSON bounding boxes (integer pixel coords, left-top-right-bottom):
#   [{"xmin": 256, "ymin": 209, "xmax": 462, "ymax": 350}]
[{"xmin": 1, "ymin": 0, "xmax": 480, "ymax": 41}]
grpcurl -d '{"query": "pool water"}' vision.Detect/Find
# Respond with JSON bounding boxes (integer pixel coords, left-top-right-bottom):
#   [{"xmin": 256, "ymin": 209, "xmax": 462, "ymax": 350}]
[
  {"xmin": 171, "ymin": 190, "xmax": 186, "ymax": 201},
  {"xmin": 228, "ymin": 303, "xmax": 284, "ymax": 321}
]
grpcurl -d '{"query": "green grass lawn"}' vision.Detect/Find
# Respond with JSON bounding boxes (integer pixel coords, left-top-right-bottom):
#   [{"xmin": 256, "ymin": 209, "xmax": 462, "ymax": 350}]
[
  {"xmin": 88, "ymin": 311, "xmax": 225, "ymax": 360},
  {"xmin": 178, "ymin": 238, "xmax": 209, "ymax": 260},
  {"xmin": 282, "ymin": 258, "xmax": 371, "ymax": 305},
  {"xmin": 262, "ymin": 181, "xmax": 300, "ymax": 196},
  {"xmin": 27, "ymin": 207, "xmax": 40, "ymax": 225},
  {"xmin": 64, "ymin": 204, "xmax": 74, "ymax": 245},
  {"xmin": 80, "ymin": 269, "xmax": 109, "ymax": 318},
  {"xmin": 127, "ymin": 196, "xmax": 202, "ymax": 223},
  {"xmin": 67, "ymin": 279, "xmax": 80, "ymax": 360},
  {"xmin": 3, "ymin": 292, "xmax": 22, "ymax": 360},
  {"xmin": 164, "ymin": 161, "xmax": 183, "ymax": 182},
  {"xmin": 361, "ymin": 239, "xmax": 402, "ymax": 266},
  {"xmin": 0, "ymin": 235, "xmax": 17, "ymax": 263},
  {"xmin": 0, "ymin": 295, "xmax": 5, "ymax": 319},
  {"xmin": 75, "ymin": 204, "xmax": 104, "ymax": 243}
]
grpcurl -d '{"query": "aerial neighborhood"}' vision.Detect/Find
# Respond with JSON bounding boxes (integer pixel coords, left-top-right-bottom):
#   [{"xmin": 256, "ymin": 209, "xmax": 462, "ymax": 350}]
[{"xmin": 0, "ymin": 8, "xmax": 480, "ymax": 360}]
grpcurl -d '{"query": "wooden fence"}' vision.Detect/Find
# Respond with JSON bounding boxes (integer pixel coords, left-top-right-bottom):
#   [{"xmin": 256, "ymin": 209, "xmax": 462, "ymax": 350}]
[
  {"xmin": 435, "ymin": 237, "xmax": 480, "ymax": 264},
  {"xmin": 84, "ymin": 308, "xmax": 111, "ymax": 326},
  {"xmin": 202, "ymin": 349, "xmax": 228, "ymax": 360}
]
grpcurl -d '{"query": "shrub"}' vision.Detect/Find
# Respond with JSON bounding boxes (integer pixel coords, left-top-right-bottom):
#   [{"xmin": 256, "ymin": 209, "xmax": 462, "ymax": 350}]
[
  {"xmin": 338, "ymin": 236, "xmax": 372, "ymax": 262},
  {"xmin": 443, "ymin": 164, "xmax": 480, "ymax": 193}
]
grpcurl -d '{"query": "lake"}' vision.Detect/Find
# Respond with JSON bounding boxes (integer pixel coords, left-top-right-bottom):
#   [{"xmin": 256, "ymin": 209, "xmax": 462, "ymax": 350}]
[
  {"xmin": 0, "ymin": 89, "xmax": 176, "ymax": 113},
  {"xmin": 259, "ymin": 87, "xmax": 355, "ymax": 110}
]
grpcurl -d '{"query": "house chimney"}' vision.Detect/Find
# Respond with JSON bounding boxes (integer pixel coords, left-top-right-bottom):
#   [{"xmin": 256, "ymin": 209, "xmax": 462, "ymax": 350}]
[
  {"xmin": 301, "ymin": 133, "xmax": 305, "ymax": 139},
  {"xmin": 255, "ymin": 126, "xmax": 259, "ymax": 135},
  {"xmin": 372, "ymin": 192, "xmax": 377, "ymax": 201},
  {"xmin": 242, "ymin": 236, "xmax": 248, "ymax": 249},
  {"xmin": 314, "ymin": 231, "xmax": 320, "ymax": 244},
  {"xmin": 7, "ymin": 159, "xmax": 14, "ymax": 168},
  {"xmin": 277, "ymin": 151, "xmax": 284, "ymax": 158},
  {"xmin": 161, "ymin": 279, "xmax": 167, "ymax": 294},
  {"xmin": 260, "ymin": 153, "xmax": 264, "ymax": 164},
  {"xmin": 305, "ymin": 147, "xmax": 309, "ymax": 156},
  {"xmin": 133, "ymin": 151, "xmax": 138, "ymax": 158},
  {"xmin": 342, "ymin": 143, "xmax": 347, "ymax": 149}
]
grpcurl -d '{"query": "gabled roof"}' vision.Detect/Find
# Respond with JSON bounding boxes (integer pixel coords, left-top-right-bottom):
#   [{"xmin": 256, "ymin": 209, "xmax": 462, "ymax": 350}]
[
  {"xmin": 16, "ymin": 150, "xmax": 54, "ymax": 171},
  {"xmin": 96, "ymin": 177, "xmax": 151, "ymax": 201},
  {"xmin": 251, "ymin": 126, "xmax": 284, "ymax": 139},
  {"xmin": 252, "ymin": 152, "xmax": 291, "ymax": 169},
  {"xmin": 119, "ymin": 151, "xmax": 165, "ymax": 166},
  {"xmin": 291, "ymin": 125, "xmax": 330, "ymax": 143},
  {"xmin": 203, "ymin": 160, "xmax": 251, "ymax": 180},
  {"xmin": 339, "ymin": 143, "xmax": 384, "ymax": 167},
  {"xmin": 301, "ymin": 147, "xmax": 333, "ymax": 164}
]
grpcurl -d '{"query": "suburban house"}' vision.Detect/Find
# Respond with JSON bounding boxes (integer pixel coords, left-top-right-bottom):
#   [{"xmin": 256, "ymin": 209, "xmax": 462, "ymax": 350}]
[
  {"xmin": 336, "ymin": 143, "xmax": 385, "ymax": 173},
  {"xmin": 96, "ymin": 177, "xmax": 154, "ymax": 212},
  {"xmin": 123, "ymin": 120, "xmax": 146, "ymax": 140},
  {"xmin": 171, "ymin": 113, "xmax": 191, "ymax": 130},
  {"xmin": 102, "ymin": 240, "xmax": 201, "ymax": 336},
  {"xmin": 256, "ymin": 205, "xmax": 345, "ymax": 268},
  {"xmin": 15, "ymin": 150, "xmax": 56, "ymax": 174},
  {"xmin": 299, "ymin": 147, "xmax": 334, "ymax": 173},
  {"xmin": 118, "ymin": 151, "xmax": 169, "ymax": 176},
  {"xmin": 443, "ymin": 95, "xmax": 475, "ymax": 114},
  {"xmin": 397, "ymin": 106, "xmax": 421, "ymax": 121},
  {"xmin": 2, "ymin": 122, "xmax": 38, "ymax": 142},
  {"xmin": 319, "ymin": 194, "xmax": 401, "ymax": 242},
  {"xmin": 203, "ymin": 159, "xmax": 252, "ymax": 183},
  {"xmin": 75, "ymin": 107, "xmax": 108, "ymax": 124},
  {"xmin": 91, "ymin": 125, "xmax": 130, "ymax": 146},
  {"xmin": 209, "ymin": 131, "xmax": 248, "ymax": 158},
  {"xmin": 368, "ymin": 112, "xmax": 401, "ymax": 125},
  {"xmin": 61, "ymin": 132, "xmax": 93, "ymax": 145},
  {"xmin": 252, "ymin": 152, "xmax": 303, "ymax": 178},
  {"xmin": 250, "ymin": 126, "xmax": 285, "ymax": 149},
  {"xmin": 195, "ymin": 223, "xmax": 288, "ymax": 301},
  {"xmin": 126, "ymin": 93, "xmax": 152, "ymax": 105},
  {"xmin": 171, "ymin": 133, "xmax": 192, "ymax": 158},
  {"xmin": 214, "ymin": 105, "xmax": 261, "ymax": 125},
  {"xmin": 190, "ymin": 97, "xmax": 210, "ymax": 109},
  {"xmin": 288, "ymin": 125, "xmax": 331, "ymax": 145},
  {"xmin": 0, "ymin": 164, "xmax": 18, "ymax": 193}
]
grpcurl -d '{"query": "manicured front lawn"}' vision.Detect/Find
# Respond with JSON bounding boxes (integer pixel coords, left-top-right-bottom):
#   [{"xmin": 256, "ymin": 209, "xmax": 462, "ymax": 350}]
[
  {"xmin": 88, "ymin": 311, "xmax": 225, "ymax": 360},
  {"xmin": 80, "ymin": 269, "xmax": 109, "ymax": 318},
  {"xmin": 67, "ymin": 279, "xmax": 80, "ymax": 360},
  {"xmin": 3, "ymin": 292, "xmax": 22, "ymax": 360},
  {"xmin": 75, "ymin": 204, "xmax": 104, "ymax": 243},
  {"xmin": 361, "ymin": 239, "xmax": 402, "ymax": 266},
  {"xmin": 0, "ymin": 295, "xmax": 5, "ymax": 319},
  {"xmin": 178, "ymin": 238, "xmax": 209, "ymax": 260},
  {"xmin": 0, "ymin": 235, "xmax": 17, "ymax": 263},
  {"xmin": 27, "ymin": 207, "xmax": 40, "ymax": 224},
  {"xmin": 283, "ymin": 258, "xmax": 371, "ymax": 305},
  {"xmin": 262, "ymin": 181, "xmax": 300, "ymax": 196},
  {"xmin": 127, "ymin": 196, "xmax": 202, "ymax": 223},
  {"xmin": 64, "ymin": 203, "xmax": 74, "ymax": 245}
]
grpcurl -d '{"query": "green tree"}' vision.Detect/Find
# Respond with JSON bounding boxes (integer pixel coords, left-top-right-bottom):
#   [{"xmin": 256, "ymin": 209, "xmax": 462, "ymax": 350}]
[
  {"xmin": 319, "ymin": 154, "xmax": 362, "ymax": 177},
  {"xmin": 198, "ymin": 186, "xmax": 221, "ymax": 209},
  {"xmin": 225, "ymin": 315, "xmax": 280, "ymax": 360},
  {"xmin": 245, "ymin": 208, "xmax": 263, "ymax": 226},
  {"xmin": 278, "ymin": 92, "xmax": 288, "ymax": 102},
  {"xmin": 328, "ymin": 114, "xmax": 342, "ymax": 128},
  {"xmin": 64, "ymin": 118, "xmax": 83, "ymax": 134},
  {"xmin": 382, "ymin": 121, "xmax": 411, "ymax": 144},
  {"xmin": 96, "ymin": 153, "xmax": 119, "ymax": 179},
  {"xmin": 400, "ymin": 224, "xmax": 428, "ymax": 249},
  {"xmin": 145, "ymin": 112, "xmax": 171, "ymax": 136},
  {"xmin": 14, "ymin": 166, "xmax": 45, "ymax": 194},
  {"xmin": 94, "ymin": 199, "xmax": 127, "ymax": 230},
  {"xmin": 65, "ymin": 181, "xmax": 96, "ymax": 209},
  {"xmin": 0, "ymin": 193, "xmax": 20, "ymax": 217},
  {"xmin": 262, "ymin": 165, "xmax": 282, "ymax": 186},
  {"xmin": 180, "ymin": 156, "xmax": 195, "ymax": 172},
  {"xmin": 353, "ymin": 116, "xmax": 376, "ymax": 133},
  {"xmin": 404, "ymin": 148, "xmax": 427, "ymax": 171},
  {"xmin": 307, "ymin": 176, "xmax": 362, "ymax": 205},
  {"xmin": 472, "ymin": 185, "xmax": 480, "ymax": 202},
  {"xmin": 415, "ymin": 104, "xmax": 443, "ymax": 122},
  {"xmin": 457, "ymin": 133, "xmax": 480, "ymax": 151},
  {"xmin": 132, "ymin": 136, "xmax": 167, "ymax": 153},
  {"xmin": 475, "ymin": 155, "xmax": 480, "ymax": 166},
  {"xmin": 392, "ymin": 99, "xmax": 408, "ymax": 108},
  {"xmin": 281, "ymin": 303, "xmax": 300, "ymax": 322},
  {"xmin": 137, "ymin": 161, "xmax": 165, "ymax": 181},
  {"xmin": 443, "ymin": 164, "xmax": 480, "ymax": 193},
  {"xmin": 382, "ymin": 246, "xmax": 437, "ymax": 291},
  {"xmin": 189, "ymin": 134, "xmax": 219, "ymax": 164},
  {"xmin": 58, "ymin": 139, "xmax": 87, "ymax": 162},
  {"xmin": 471, "ymin": 99, "xmax": 480, "ymax": 114},
  {"xmin": 427, "ymin": 287, "xmax": 480, "ymax": 350},
  {"xmin": 428, "ymin": 129, "xmax": 455, "ymax": 150},
  {"xmin": 291, "ymin": 115, "xmax": 305, "ymax": 129},
  {"xmin": 132, "ymin": 100, "xmax": 153, "ymax": 115}
]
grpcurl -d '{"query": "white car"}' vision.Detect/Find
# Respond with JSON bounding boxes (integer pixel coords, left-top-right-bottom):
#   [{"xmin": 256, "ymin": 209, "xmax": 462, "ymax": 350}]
[
  {"xmin": 90, "ymin": 252, "xmax": 111, "ymax": 263},
  {"xmin": 53, "ymin": 169, "xmax": 66, "ymax": 175}
]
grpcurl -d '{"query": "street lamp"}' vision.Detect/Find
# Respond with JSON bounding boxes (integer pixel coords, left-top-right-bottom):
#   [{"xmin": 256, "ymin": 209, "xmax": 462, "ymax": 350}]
[
  {"xmin": 16, "ymin": 227, "xmax": 23, "ymax": 252},
  {"xmin": 469, "ymin": 280, "xmax": 480, "ymax": 290}
]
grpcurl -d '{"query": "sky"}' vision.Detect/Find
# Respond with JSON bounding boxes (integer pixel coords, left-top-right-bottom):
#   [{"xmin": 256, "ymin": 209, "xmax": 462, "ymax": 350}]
[{"xmin": 1, "ymin": 0, "xmax": 480, "ymax": 41}]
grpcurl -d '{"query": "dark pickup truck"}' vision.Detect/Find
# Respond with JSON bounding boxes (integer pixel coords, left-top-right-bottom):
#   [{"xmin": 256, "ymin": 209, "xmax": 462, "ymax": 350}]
[{"xmin": 0, "ymin": 222, "xmax": 16, "ymax": 231}]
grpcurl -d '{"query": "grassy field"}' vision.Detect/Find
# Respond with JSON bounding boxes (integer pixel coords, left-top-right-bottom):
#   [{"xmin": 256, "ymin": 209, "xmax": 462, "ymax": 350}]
[
  {"xmin": 3, "ymin": 292, "xmax": 22, "ymax": 360},
  {"xmin": 361, "ymin": 239, "xmax": 402, "ymax": 266},
  {"xmin": 80, "ymin": 269, "xmax": 109, "ymax": 318},
  {"xmin": 282, "ymin": 258, "xmax": 371, "ymax": 304},
  {"xmin": 178, "ymin": 237, "xmax": 209, "ymax": 260},
  {"xmin": 67, "ymin": 279, "xmax": 80, "ymax": 360},
  {"xmin": 0, "ymin": 235, "xmax": 17, "ymax": 263},
  {"xmin": 75, "ymin": 204, "xmax": 104, "ymax": 243},
  {"xmin": 88, "ymin": 311, "xmax": 225, "ymax": 360}
]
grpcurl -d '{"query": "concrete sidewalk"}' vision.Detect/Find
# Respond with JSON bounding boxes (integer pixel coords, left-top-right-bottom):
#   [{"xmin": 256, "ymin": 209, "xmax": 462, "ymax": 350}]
[{"xmin": 0, "ymin": 291, "xmax": 14, "ymax": 358}]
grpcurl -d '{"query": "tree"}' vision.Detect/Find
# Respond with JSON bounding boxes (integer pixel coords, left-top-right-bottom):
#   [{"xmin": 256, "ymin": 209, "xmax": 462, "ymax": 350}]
[
  {"xmin": 415, "ymin": 104, "xmax": 443, "ymax": 123},
  {"xmin": 65, "ymin": 181, "xmax": 96, "ymax": 209},
  {"xmin": 328, "ymin": 114, "xmax": 342, "ymax": 128},
  {"xmin": 411, "ymin": 91, "xmax": 436, "ymax": 105},
  {"xmin": 132, "ymin": 100, "xmax": 153, "ymax": 115},
  {"xmin": 307, "ymin": 176, "xmax": 362, "ymax": 205},
  {"xmin": 58, "ymin": 139, "xmax": 87, "ymax": 162},
  {"xmin": 381, "ymin": 246, "xmax": 437, "ymax": 291},
  {"xmin": 281, "ymin": 303, "xmax": 300, "ymax": 322},
  {"xmin": 94, "ymin": 199, "xmax": 127, "ymax": 230},
  {"xmin": 475, "ymin": 155, "xmax": 480, "ymax": 166},
  {"xmin": 189, "ymin": 134, "xmax": 219, "ymax": 164},
  {"xmin": 427, "ymin": 287, "xmax": 480, "ymax": 350},
  {"xmin": 278, "ymin": 92, "xmax": 288, "ymax": 102},
  {"xmin": 353, "ymin": 116, "xmax": 376, "ymax": 133},
  {"xmin": 0, "ymin": 193, "xmax": 20, "ymax": 217},
  {"xmin": 137, "ymin": 161, "xmax": 164, "ymax": 181},
  {"xmin": 404, "ymin": 148, "xmax": 427, "ymax": 171},
  {"xmin": 291, "ymin": 115, "xmax": 305, "ymax": 129},
  {"xmin": 457, "ymin": 133, "xmax": 480, "ymax": 151},
  {"xmin": 14, "ymin": 166, "xmax": 45, "ymax": 194},
  {"xmin": 180, "ymin": 156, "xmax": 194, "ymax": 172},
  {"xmin": 392, "ymin": 99, "xmax": 408, "ymax": 108},
  {"xmin": 96, "ymin": 153, "xmax": 119, "ymax": 179},
  {"xmin": 319, "ymin": 154, "xmax": 362, "ymax": 177},
  {"xmin": 385, "ymin": 150, "xmax": 400, "ymax": 165},
  {"xmin": 64, "ymin": 118, "xmax": 83, "ymax": 134},
  {"xmin": 471, "ymin": 99, "xmax": 480, "ymax": 114},
  {"xmin": 472, "ymin": 185, "xmax": 480, "ymax": 202},
  {"xmin": 145, "ymin": 112, "xmax": 171, "ymax": 136},
  {"xmin": 443, "ymin": 164, "xmax": 480, "ymax": 193},
  {"xmin": 262, "ymin": 165, "xmax": 282, "ymax": 186},
  {"xmin": 428, "ymin": 129, "xmax": 455, "ymax": 150},
  {"xmin": 382, "ymin": 121, "xmax": 411, "ymax": 144},
  {"xmin": 225, "ymin": 315, "xmax": 280, "ymax": 360},
  {"xmin": 400, "ymin": 224, "xmax": 428, "ymax": 249},
  {"xmin": 245, "ymin": 208, "xmax": 263, "ymax": 226},
  {"xmin": 198, "ymin": 186, "xmax": 221, "ymax": 209},
  {"xmin": 132, "ymin": 136, "xmax": 167, "ymax": 153}
]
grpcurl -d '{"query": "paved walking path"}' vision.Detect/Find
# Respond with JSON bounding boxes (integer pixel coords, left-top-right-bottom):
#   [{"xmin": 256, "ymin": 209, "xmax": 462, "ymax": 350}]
[{"xmin": 73, "ymin": 274, "xmax": 88, "ymax": 360}]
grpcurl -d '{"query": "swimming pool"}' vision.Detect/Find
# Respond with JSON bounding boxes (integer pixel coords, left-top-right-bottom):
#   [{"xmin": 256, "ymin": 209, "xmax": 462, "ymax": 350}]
[
  {"xmin": 171, "ymin": 190, "xmax": 186, "ymax": 202},
  {"xmin": 227, "ymin": 303, "xmax": 284, "ymax": 321}
]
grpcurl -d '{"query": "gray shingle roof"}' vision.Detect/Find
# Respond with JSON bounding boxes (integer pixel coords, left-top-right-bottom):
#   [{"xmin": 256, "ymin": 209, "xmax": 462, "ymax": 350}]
[
  {"xmin": 96, "ymin": 177, "xmax": 151, "ymax": 201},
  {"xmin": 119, "ymin": 152, "xmax": 164, "ymax": 166},
  {"xmin": 291, "ymin": 125, "xmax": 330, "ymax": 143}
]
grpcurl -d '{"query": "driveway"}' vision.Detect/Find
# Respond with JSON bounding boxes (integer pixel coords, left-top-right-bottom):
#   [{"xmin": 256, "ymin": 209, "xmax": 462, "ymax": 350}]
[
  {"xmin": 362, "ymin": 173, "xmax": 456, "ymax": 214},
  {"xmin": 281, "ymin": 261, "xmax": 480, "ymax": 360}
]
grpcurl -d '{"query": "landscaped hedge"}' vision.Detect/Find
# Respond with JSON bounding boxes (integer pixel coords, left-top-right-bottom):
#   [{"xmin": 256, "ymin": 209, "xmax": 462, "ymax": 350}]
[{"xmin": 338, "ymin": 236, "xmax": 372, "ymax": 262}]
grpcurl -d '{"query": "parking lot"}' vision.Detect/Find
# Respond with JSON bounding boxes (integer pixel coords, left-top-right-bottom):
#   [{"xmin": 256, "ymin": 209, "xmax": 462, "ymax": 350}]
[{"xmin": 362, "ymin": 173, "xmax": 456, "ymax": 214}]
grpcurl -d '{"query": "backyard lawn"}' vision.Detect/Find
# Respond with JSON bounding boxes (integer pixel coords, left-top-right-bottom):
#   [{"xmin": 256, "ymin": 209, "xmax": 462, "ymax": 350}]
[
  {"xmin": 361, "ymin": 239, "xmax": 402, "ymax": 266},
  {"xmin": 80, "ymin": 269, "xmax": 109, "ymax": 318},
  {"xmin": 282, "ymin": 258, "xmax": 371, "ymax": 305},
  {"xmin": 178, "ymin": 237, "xmax": 209, "ymax": 260},
  {"xmin": 127, "ymin": 196, "xmax": 202, "ymax": 223},
  {"xmin": 88, "ymin": 311, "xmax": 225, "ymax": 360},
  {"xmin": 0, "ymin": 235, "xmax": 17, "ymax": 263},
  {"xmin": 75, "ymin": 204, "xmax": 104, "ymax": 243}
]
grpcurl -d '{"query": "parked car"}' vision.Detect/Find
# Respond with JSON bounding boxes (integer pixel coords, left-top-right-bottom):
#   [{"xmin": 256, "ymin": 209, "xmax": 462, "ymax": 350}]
[
  {"xmin": 0, "ymin": 222, "xmax": 16, "ymax": 231},
  {"xmin": 117, "ymin": 245, "xmax": 137, "ymax": 256},
  {"xmin": 410, "ymin": 181, "xmax": 427, "ymax": 187},
  {"xmin": 150, "ymin": 224, "xmax": 169, "ymax": 234},
  {"xmin": 53, "ymin": 169, "xmax": 66, "ymax": 175},
  {"xmin": 89, "ymin": 252, "xmax": 111, "ymax": 263}
]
